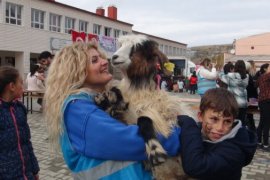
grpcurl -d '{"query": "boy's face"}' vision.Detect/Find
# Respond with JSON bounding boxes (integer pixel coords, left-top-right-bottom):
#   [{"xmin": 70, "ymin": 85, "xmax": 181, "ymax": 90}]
[{"xmin": 198, "ymin": 108, "xmax": 234, "ymax": 141}]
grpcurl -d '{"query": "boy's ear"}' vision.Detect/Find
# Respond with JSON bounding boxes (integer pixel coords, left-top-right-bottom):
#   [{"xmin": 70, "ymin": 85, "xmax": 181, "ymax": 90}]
[{"xmin": 197, "ymin": 112, "xmax": 203, "ymax": 122}]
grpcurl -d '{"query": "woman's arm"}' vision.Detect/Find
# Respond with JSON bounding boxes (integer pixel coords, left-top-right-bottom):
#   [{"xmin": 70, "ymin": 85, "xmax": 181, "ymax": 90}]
[
  {"xmin": 199, "ymin": 67, "xmax": 217, "ymax": 80},
  {"xmin": 64, "ymin": 99, "xmax": 180, "ymax": 161}
]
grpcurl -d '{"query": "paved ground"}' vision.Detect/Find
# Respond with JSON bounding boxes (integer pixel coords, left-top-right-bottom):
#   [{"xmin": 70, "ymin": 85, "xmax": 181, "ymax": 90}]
[{"xmin": 26, "ymin": 92, "xmax": 270, "ymax": 180}]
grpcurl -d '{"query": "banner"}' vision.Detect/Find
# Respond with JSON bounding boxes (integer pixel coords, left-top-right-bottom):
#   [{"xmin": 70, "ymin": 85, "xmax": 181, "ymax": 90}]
[
  {"xmin": 99, "ymin": 35, "xmax": 116, "ymax": 52},
  {"xmin": 70, "ymin": 30, "xmax": 116, "ymax": 52}
]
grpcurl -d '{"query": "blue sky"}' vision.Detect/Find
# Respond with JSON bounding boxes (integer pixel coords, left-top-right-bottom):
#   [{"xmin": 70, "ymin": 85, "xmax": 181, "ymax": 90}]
[{"xmin": 58, "ymin": 0, "xmax": 270, "ymax": 47}]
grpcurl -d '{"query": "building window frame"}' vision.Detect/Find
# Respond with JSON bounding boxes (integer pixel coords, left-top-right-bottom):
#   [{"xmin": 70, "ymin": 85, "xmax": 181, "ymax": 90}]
[
  {"xmin": 113, "ymin": 29, "xmax": 120, "ymax": 38},
  {"xmin": 93, "ymin": 24, "xmax": 101, "ymax": 35},
  {"xmin": 31, "ymin": 8, "xmax": 45, "ymax": 29},
  {"xmin": 159, "ymin": 44, "xmax": 164, "ymax": 52},
  {"xmin": 65, "ymin": 17, "xmax": 75, "ymax": 34},
  {"xmin": 49, "ymin": 13, "xmax": 61, "ymax": 32},
  {"xmin": 5, "ymin": 2, "xmax": 22, "ymax": 25},
  {"xmin": 104, "ymin": 27, "xmax": 111, "ymax": 37},
  {"xmin": 79, "ymin": 20, "xmax": 88, "ymax": 33}
]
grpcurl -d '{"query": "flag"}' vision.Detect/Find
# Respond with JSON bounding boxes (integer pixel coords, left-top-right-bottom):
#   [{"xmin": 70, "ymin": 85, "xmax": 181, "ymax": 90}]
[
  {"xmin": 88, "ymin": 34, "xmax": 99, "ymax": 43},
  {"xmin": 71, "ymin": 30, "xmax": 86, "ymax": 42}
]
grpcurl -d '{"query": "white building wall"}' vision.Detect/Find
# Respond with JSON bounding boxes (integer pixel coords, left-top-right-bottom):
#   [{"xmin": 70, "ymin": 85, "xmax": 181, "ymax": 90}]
[{"xmin": 0, "ymin": 0, "xmax": 187, "ymax": 78}]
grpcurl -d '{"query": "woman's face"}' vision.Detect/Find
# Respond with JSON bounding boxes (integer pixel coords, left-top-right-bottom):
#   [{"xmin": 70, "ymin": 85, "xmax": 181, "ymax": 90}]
[{"xmin": 84, "ymin": 48, "xmax": 112, "ymax": 92}]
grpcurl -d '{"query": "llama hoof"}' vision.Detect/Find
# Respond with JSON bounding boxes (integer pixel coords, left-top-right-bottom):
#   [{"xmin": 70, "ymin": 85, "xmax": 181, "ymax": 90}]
[{"xmin": 146, "ymin": 139, "xmax": 167, "ymax": 166}]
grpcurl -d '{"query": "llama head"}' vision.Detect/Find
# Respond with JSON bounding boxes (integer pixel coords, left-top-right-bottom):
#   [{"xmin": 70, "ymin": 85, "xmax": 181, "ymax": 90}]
[{"xmin": 111, "ymin": 34, "xmax": 168, "ymax": 89}]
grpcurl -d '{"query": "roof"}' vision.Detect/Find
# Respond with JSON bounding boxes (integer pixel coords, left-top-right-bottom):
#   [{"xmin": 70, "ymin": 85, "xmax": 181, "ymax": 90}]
[
  {"xmin": 226, "ymin": 55, "xmax": 270, "ymax": 61},
  {"xmin": 45, "ymin": 0, "xmax": 133, "ymax": 26},
  {"xmin": 237, "ymin": 32, "xmax": 270, "ymax": 41},
  {"xmin": 132, "ymin": 30, "xmax": 187, "ymax": 46}
]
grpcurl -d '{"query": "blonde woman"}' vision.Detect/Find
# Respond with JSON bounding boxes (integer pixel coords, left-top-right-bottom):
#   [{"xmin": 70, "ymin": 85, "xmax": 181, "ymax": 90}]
[{"xmin": 44, "ymin": 42, "xmax": 180, "ymax": 180}]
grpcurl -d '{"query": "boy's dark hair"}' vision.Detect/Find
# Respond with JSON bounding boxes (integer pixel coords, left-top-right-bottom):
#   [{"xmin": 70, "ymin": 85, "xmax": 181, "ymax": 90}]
[
  {"xmin": 200, "ymin": 88, "xmax": 238, "ymax": 118},
  {"xmin": 0, "ymin": 66, "xmax": 19, "ymax": 95},
  {"xmin": 38, "ymin": 51, "xmax": 52, "ymax": 60}
]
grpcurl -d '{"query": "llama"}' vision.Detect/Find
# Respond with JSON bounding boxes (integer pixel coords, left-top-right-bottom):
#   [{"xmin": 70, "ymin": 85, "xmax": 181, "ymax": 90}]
[{"xmin": 95, "ymin": 34, "xmax": 192, "ymax": 179}]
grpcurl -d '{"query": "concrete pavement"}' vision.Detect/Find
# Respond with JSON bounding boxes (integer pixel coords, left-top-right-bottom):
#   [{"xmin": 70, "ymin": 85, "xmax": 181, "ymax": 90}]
[{"xmin": 26, "ymin": 92, "xmax": 270, "ymax": 179}]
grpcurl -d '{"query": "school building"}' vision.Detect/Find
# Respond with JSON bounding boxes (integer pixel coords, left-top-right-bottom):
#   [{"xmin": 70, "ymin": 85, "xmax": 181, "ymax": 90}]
[{"xmin": 0, "ymin": 0, "xmax": 187, "ymax": 78}]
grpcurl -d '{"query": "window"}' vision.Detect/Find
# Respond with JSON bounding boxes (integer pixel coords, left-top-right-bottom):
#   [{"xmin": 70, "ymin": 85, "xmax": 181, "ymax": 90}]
[
  {"xmin": 93, "ymin": 24, "xmax": 101, "ymax": 35},
  {"xmin": 79, "ymin": 20, "xmax": 88, "ymax": 33},
  {"xmin": 122, "ymin": 31, "xmax": 128, "ymax": 36},
  {"xmin": 176, "ymin": 48, "xmax": 180, "ymax": 56},
  {"xmin": 164, "ymin": 45, "xmax": 168, "ymax": 55},
  {"xmin": 65, "ymin": 17, "xmax": 75, "ymax": 34},
  {"xmin": 31, "ymin": 9, "xmax": 45, "ymax": 29},
  {"xmin": 169, "ymin": 46, "xmax": 172, "ymax": 55},
  {"xmin": 49, "ymin": 13, "xmax": 61, "ymax": 32},
  {"xmin": 173, "ymin": 47, "xmax": 176, "ymax": 56},
  {"xmin": 104, "ymin": 27, "xmax": 111, "ymax": 37},
  {"xmin": 114, "ymin": 29, "xmax": 120, "ymax": 38},
  {"xmin": 6, "ymin": 2, "xmax": 22, "ymax": 25},
  {"xmin": 159, "ymin": 44, "xmax": 164, "ymax": 52}
]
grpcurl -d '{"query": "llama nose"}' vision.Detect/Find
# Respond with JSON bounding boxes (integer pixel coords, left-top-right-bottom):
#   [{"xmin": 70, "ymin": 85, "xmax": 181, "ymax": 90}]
[{"xmin": 111, "ymin": 55, "xmax": 118, "ymax": 61}]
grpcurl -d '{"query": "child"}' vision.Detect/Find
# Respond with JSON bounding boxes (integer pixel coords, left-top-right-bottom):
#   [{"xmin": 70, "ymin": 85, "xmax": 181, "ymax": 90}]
[
  {"xmin": 0, "ymin": 66, "xmax": 40, "ymax": 179},
  {"xmin": 178, "ymin": 88, "xmax": 257, "ymax": 180},
  {"xmin": 189, "ymin": 71, "xmax": 198, "ymax": 94}
]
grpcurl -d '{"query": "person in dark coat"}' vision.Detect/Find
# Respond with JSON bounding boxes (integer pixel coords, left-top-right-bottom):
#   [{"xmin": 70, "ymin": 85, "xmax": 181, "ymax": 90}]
[
  {"xmin": 245, "ymin": 61, "xmax": 258, "ymax": 132},
  {"xmin": 178, "ymin": 88, "xmax": 257, "ymax": 180},
  {"xmin": 0, "ymin": 66, "xmax": 40, "ymax": 179}
]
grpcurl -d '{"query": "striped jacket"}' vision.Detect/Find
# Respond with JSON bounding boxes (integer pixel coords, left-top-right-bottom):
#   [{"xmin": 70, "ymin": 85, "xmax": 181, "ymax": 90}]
[
  {"xmin": 196, "ymin": 67, "xmax": 217, "ymax": 95},
  {"xmin": 0, "ymin": 99, "xmax": 39, "ymax": 180}
]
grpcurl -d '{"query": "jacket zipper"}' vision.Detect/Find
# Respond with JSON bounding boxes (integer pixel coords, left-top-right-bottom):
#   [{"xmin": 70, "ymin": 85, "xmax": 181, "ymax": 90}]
[{"xmin": 10, "ymin": 106, "xmax": 28, "ymax": 180}]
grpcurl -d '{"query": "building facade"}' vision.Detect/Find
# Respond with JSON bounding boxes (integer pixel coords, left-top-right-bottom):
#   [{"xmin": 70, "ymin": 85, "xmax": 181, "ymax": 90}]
[
  {"xmin": 225, "ymin": 32, "xmax": 270, "ymax": 68},
  {"xmin": 0, "ymin": 0, "xmax": 187, "ymax": 77}
]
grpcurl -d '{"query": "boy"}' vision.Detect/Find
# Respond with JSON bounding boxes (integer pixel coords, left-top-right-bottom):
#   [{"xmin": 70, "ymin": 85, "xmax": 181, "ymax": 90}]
[{"xmin": 178, "ymin": 88, "xmax": 257, "ymax": 180}]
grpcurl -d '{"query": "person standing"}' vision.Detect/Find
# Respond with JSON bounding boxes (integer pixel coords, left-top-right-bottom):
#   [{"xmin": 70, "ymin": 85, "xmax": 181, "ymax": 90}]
[
  {"xmin": 196, "ymin": 58, "xmax": 217, "ymax": 96},
  {"xmin": 177, "ymin": 78, "xmax": 184, "ymax": 93},
  {"xmin": 245, "ymin": 61, "xmax": 258, "ymax": 132},
  {"xmin": 257, "ymin": 63, "xmax": 270, "ymax": 151},
  {"xmin": 25, "ymin": 64, "xmax": 45, "ymax": 109},
  {"xmin": 226, "ymin": 60, "xmax": 249, "ymax": 126},
  {"xmin": 0, "ymin": 66, "xmax": 40, "ymax": 179},
  {"xmin": 189, "ymin": 71, "xmax": 198, "ymax": 94},
  {"xmin": 43, "ymin": 42, "xmax": 180, "ymax": 179}
]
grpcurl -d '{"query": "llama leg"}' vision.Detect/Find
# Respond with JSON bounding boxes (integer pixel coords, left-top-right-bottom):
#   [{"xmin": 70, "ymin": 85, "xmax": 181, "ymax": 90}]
[{"xmin": 137, "ymin": 116, "xmax": 167, "ymax": 166}]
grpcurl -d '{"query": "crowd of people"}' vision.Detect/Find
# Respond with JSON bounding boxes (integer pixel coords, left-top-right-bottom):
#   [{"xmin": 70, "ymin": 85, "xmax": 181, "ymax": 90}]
[{"xmin": 0, "ymin": 42, "xmax": 269, "ymax": 179}]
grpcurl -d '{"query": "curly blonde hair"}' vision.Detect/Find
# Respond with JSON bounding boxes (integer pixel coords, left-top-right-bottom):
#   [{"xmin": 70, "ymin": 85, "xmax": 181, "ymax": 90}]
[{"xmin": 44, "ymin": 42, "xmax": 105, "ymax": 151}]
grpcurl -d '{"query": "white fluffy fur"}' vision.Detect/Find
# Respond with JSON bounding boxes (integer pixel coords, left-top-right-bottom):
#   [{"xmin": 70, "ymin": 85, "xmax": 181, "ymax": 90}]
[{"xmin": 111, "ymin": 34, "xmax": 194, "ymax": 179}]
